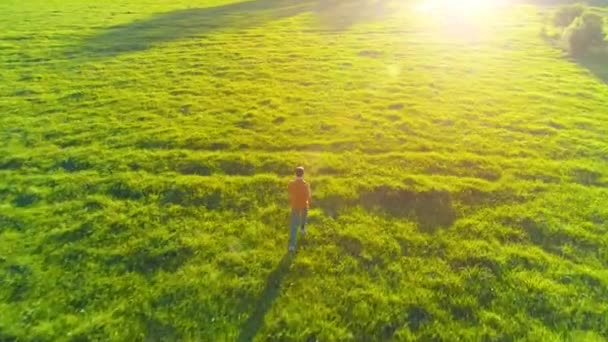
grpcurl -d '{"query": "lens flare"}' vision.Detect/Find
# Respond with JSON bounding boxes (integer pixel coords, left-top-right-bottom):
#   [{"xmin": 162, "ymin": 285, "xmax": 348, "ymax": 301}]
[{"xmin": 417, "ymin": 0, "xmax": 507, "ymax": 15}]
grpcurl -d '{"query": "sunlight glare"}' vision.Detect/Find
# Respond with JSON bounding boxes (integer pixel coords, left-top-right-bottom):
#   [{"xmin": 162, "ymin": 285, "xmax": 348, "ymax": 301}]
[
  {"xmin": 417, "ymin": 0, "xmax": 508, "ymax": 16},
  {"xmin": 414, "ymin": 0, "xmax": 510, "ymax": 40}
]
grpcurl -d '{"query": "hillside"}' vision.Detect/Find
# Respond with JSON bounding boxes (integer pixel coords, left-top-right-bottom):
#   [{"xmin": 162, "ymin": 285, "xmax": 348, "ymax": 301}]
[{"xmin": 1, "ymin": 0, "xmax": 607, "ymax": 340}]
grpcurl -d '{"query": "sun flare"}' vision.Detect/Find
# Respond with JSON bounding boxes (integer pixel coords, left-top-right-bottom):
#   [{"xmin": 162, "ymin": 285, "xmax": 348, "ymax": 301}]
[{"xmin": 417, "ymin": 0, "xmax": 508, "ymax": 15}]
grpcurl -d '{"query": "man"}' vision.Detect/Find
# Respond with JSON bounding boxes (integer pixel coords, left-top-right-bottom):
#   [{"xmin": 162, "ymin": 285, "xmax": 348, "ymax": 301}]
[{"xmin": 287, "ymin": 166, "xmax": 312, "ymax": 253}]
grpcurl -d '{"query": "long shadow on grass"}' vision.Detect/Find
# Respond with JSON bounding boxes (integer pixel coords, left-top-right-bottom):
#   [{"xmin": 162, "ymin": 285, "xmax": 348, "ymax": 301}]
[
  {"xmin": 318, "ymin": 187, "xmax": 457, "ymax": 233},
  {"xmin": 76, "ymin": 0, "xmax": 391, "ymax": 57},
  {"xmin": 575, "ymin": 53, "xmax": 608, "ymax": 85},
  {"xmin": 237, "ymin": 253, "xmax": 293, "ymax": 342},
  {"xmin": 528, "ymin": 0, "xmax": 608, "ymax": 5}
]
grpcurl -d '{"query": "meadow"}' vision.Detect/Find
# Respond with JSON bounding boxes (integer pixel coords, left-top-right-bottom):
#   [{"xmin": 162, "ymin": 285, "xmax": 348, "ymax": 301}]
[{"xmin": 1, "ymin": 0, "xmax": 607, "ymax": 340}]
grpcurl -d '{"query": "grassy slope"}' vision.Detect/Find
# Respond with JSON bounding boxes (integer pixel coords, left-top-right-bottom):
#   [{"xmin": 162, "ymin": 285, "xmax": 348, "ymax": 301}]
[{"xmin": 1, "ymin": 0, "xmax": 607, "ymax": 340}]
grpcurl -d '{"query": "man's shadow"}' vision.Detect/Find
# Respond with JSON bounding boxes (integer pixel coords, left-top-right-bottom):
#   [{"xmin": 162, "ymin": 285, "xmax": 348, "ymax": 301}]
[{"xmin": 237, "ymin": 253, "xmax": 293, "ymax": 342}]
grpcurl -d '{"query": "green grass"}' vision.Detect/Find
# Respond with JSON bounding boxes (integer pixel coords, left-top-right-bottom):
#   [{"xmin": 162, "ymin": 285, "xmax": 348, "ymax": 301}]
[{"xmin": 1, "ymin": 0, "xmax": 608, "ymax": 340}]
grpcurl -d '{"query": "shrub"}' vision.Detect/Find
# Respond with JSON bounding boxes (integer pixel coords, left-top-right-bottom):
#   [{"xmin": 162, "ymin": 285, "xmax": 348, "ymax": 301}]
[
  {"xmin": 553, "ymin": 3, "xmax": 585, "ymax": 27},
  {"xmin": 563, "ymin": 13, "xmax": 606, "ymax": 56}
]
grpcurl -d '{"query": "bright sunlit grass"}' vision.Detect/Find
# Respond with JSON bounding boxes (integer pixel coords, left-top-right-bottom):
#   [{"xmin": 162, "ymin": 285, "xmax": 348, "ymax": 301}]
[{"xmin": 1, "ymin": 0, "xmax": 608, "ymax": 340}]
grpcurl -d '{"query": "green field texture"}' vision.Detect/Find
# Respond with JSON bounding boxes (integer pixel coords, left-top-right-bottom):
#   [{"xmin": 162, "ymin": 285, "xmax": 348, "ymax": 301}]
[{"xmin": 1, "ymin": 0, "xmax": 608, "ymax": 340}]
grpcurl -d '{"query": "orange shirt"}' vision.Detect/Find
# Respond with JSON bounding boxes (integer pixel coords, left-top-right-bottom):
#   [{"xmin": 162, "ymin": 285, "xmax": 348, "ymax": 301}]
[{"xmin": 288, "ymin": 178, "xmax": 311, "ymax": 209}]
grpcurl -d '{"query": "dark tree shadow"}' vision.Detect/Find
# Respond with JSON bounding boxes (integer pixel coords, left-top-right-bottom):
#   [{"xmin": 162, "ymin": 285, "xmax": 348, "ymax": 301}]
[
  {"xmin": 528, "ymin": 0, "xmax": 608, "ymax": 4},
  {"xmin": 74, "ymin": 0, "xmax": 392, "ymax": 58},
  {"xmin": 358, "ymin": 187, "xmax": 456, "ymax": 233},
  {"xmin": 575, "ymin": 53, "xmax": 608, "ymax": 85},
  {"xmin": 237, "ymin": 253, "xmax": 293, "ymax": 342},
  {"xmin": 541, "ymin": 32, "xmax": 607, "ymax": 86}
]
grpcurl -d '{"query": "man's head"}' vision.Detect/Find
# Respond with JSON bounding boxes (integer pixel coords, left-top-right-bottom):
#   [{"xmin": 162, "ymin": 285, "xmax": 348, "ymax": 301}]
[{"xmin": 295, "ymin": 166, "xmax": 304, "ymax": 178}]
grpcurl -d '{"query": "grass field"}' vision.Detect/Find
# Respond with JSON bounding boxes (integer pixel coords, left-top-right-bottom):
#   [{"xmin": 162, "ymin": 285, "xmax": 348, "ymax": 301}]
[{"xmin": 1, "ymin": 0, "xmax": 608, "ymax": 340}]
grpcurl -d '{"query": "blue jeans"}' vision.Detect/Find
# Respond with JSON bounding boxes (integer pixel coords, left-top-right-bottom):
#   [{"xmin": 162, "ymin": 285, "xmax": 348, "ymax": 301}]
[{"xmin": 289, "ymin": 208, "xmax": 308, "ymax": 249}]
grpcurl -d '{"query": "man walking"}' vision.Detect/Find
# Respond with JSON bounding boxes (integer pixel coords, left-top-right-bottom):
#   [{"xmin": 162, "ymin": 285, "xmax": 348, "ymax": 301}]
[{"xmin": 287, "ymin": 166, "xmax": 312, "ymax": 253}]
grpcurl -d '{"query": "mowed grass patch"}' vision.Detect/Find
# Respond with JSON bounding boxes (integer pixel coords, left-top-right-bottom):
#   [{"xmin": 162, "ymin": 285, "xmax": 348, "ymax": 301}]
[{"xmin": 1, "ymin": 0, "xmax": 608, "ymax": 340}]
